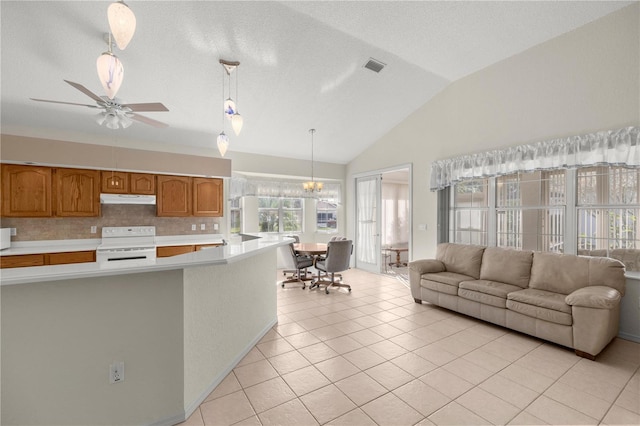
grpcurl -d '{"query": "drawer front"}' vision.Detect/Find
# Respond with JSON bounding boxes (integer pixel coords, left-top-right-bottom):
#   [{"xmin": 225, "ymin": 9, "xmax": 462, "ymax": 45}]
[
  {"xmin": 46, "ymin": 251, "xmax": 96, "ymax": 265},
  {"xmin": 157, "ymin": 245, "xmax": 195, "ymax": 257},
  {"xmin": 0, "ymin": 254, "xmax": 45, "ymax": 268},
  {"xmin": 195, "ymin": 244, "xmax": 222, "ymax": 251}
]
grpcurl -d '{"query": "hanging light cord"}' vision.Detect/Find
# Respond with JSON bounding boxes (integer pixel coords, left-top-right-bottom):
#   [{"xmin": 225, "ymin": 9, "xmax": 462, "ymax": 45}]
[{"xmin": 310, "ymin": 129, "xmax": 315, "ymax": 183}]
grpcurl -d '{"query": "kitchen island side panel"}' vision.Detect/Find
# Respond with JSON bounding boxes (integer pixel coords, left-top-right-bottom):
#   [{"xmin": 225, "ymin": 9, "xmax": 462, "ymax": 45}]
[
  {"xmin": 1, "ymin": 270, "xmax": 185, "ymax": 426},
  {"xmin": 183, "ymin": 249, "xmax": 277, "ymax": 411}
]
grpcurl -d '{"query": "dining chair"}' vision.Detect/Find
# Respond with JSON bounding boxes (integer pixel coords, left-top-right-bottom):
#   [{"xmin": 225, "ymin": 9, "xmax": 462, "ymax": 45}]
[
  {"xmin": 312, "ymin": 239, "xmax": 353, "ymax": 294},
  {"xmin": 282, "ymin": 235, "xmax": 305, "ymax": 279},
  {"xmin": 281, "ymin": 243, "xmax": 314, "ymax": 289},
  {"xmin": 315, "ymin": 236, "xmax": 347, "ymax": 280}
]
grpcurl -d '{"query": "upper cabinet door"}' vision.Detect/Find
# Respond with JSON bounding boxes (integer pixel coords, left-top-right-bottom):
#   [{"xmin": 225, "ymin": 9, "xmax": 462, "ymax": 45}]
[
  {"xmin": 55, "ymin": 168, "xmax": 100, "ymax": 217},
  {"xmin": 193, "ymin": 178, "xmax": 223, "ymax": 217},
  {"xmin": 1, "ymin": 164, "xmax": 53, "ymax": 217},
  {"xmin": 101, "ymin": 171, "xmax": 129, "ymax": 194},
  {"xmin": 130, "ymin": 173, "xmax": 156, "ymax": 195},
  {"xmin": 157, "ymin": 175, "xmax": 191, "ymax": 217}
]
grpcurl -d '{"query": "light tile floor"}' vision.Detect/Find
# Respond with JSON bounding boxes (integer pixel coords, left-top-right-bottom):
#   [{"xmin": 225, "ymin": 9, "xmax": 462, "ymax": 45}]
[{"xmin": 180, "ymin": 268, "xmax": 640, "ymax": 426}]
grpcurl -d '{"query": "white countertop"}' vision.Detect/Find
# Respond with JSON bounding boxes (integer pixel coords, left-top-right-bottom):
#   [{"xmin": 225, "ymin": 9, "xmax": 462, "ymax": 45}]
[
  {"xmin": 0, "ymin": 235, "xmax": 292, "ymax": 286},
  {"xmin": 0, "ymin": 234, "xmax": 226, "ymax": 256}
]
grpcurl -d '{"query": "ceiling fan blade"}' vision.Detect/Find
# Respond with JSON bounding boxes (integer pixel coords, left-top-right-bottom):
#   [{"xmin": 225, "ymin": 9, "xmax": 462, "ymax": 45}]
[
  {"xmin": 64, "ymin": 80, "xmax": 104, "ymax": 103},
  {"xmin": 130, "ymin": 113, "xmax": 169, "ymax": 128},
  {"xmin": 122, "ymin": 102, "xmax": 169, "ymax": 112},
  {"xmin": 30, "ymin": 98, "xmax": 99, "ymax": 108}
]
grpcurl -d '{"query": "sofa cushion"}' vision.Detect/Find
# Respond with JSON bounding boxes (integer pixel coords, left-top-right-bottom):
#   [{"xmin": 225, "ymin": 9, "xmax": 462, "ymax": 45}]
[
  {"xmin": 480, "ymin": 247, "xmax": 533, "ymax": 288},
  {"xmin": 459, "ymin": 279, "xmax": 522, "ymax": 308},
  {"xmin": 421, "ymin": 271, "xmax": 473, "ymax": 296},
  {"xmin": 436, "ymin": 243, "xmax": 485, "ymax": 279},
  {"xmin": 507, "ymin": 288, "xmax": 572, "ymax": 326},
  {"xmin": 530, "ymin": 252, "xmax": 626, "ymax": 295}
]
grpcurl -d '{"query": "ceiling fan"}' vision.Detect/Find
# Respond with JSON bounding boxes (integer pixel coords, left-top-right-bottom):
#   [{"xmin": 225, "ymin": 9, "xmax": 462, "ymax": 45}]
[{"xmin": 30, "ymin": 80, "xmax": 169, "ymax": 129}]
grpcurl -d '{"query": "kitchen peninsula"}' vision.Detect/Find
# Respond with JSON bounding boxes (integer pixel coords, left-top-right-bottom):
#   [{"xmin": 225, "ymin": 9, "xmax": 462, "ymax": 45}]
[{"xmin": 1, "ymin": 236, "xmax": 290, "ymax": 426}]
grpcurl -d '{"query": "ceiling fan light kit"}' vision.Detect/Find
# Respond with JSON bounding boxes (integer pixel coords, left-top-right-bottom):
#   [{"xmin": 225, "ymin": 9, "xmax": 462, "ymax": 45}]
[{"xmin": 108, "ymin": 0, "xmax": 136, "ymax": 50}]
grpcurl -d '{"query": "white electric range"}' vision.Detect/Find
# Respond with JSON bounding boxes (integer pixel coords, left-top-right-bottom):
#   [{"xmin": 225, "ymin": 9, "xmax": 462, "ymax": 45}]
[{"xmin": 96, "ymin": 226, "xmax": 157, "ymax": 264}]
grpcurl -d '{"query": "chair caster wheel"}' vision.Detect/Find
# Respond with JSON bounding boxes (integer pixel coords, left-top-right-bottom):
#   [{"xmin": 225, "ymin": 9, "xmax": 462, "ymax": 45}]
[
  {"xmin": 348, "ymin": 288, "xmax": 351, "ymax": 292},
  {"xmin": 325, "ymin": 289, "xmax": 329, "ymax": 294},
  {"xmin": 281, "ymin": 283, "xmax": 285, "ymax": 288},
  {"xmin": 302, "ymin": 285, "xmax": 306, "ymax": 289}
]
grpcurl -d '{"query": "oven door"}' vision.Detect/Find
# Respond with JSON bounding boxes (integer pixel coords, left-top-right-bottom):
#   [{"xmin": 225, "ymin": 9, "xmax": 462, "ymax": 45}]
[{"xmin": 96, "ymin": 246, "xmax": 157, "ymax": 264}]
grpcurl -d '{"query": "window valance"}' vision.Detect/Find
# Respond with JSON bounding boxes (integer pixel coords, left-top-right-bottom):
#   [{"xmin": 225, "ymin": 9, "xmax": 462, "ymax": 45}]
[
  {"xmin": 229, "ymin": 175, "xmax": 342, "ymax": 202},
  {"xmin": 430, "ymin": 126, "xmax": 640, "ymax": 191}
]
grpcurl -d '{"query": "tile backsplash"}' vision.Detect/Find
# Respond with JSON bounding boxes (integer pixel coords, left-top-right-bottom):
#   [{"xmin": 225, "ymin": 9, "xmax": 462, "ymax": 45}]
[{"xmin": 0, "ymin": 205, "xmax": 222, "ymax": 241}]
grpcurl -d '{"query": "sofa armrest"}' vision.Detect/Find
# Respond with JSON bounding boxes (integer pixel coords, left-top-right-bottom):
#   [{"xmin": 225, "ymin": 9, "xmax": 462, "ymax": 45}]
[
  {"xmin": 409, "ymin": 259, "xmax": 446, "ymax": 275},
  {"xmin": 565, "ymin": 286, "xmax": 621, "ymax": 310}
]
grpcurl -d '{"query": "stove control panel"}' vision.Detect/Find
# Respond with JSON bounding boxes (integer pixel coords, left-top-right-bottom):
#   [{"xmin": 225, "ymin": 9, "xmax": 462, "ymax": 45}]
[{"xmin": 101, "ymin": 226, "xmax": 156, "ymax": 238}]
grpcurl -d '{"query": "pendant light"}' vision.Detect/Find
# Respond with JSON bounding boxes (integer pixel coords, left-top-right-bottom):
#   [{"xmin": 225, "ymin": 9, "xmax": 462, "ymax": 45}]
[
  {"xmin": 303, "ymin": 129, "xmax": 323, "ymax": 193},
  {"xmin": 108, "ymin": 0, "xmax": 136, "ymax": 50},
  {"xmin": 217, "ymin": 59, "xmax": 242, "ymax": 156},
  {"xmin": 96, "ymin": 33, "xmax": 124, "ymax": 99}
]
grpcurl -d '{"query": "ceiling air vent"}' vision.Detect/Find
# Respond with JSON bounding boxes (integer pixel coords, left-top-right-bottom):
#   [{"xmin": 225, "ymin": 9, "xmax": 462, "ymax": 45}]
[{"xmin": 364, "ymin": 58, "xmax": 386, "ymax": 73}]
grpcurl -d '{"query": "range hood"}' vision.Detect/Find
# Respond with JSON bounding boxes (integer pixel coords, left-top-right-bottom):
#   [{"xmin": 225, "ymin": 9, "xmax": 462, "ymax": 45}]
[{"xmin": 100, "ymin": 194, "xmax": 156, "ymax": 205}]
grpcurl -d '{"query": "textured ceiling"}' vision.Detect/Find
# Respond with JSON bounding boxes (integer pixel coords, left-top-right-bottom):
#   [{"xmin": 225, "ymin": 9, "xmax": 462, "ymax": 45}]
[{"xmin": 0, "ymin": 1, "xmax": 631, "ymax": 165}]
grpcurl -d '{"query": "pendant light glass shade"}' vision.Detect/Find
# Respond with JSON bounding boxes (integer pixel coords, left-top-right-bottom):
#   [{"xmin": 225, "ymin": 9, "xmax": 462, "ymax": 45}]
[
  {"xmin": 217, "ymin": 131, "xmax": 229, "ymax": 157},
  {"xmin": 108, "ymin": 1, "xmax": 136, "ymax": 50},
  {"xmin": 223, "ymin": 98, "xmax": 236, "ymax": 119},
  {"xmin": 231, "ymin": 112, "xmax": 243, "ymax": 136},
  {"xmin": 96, "ymin": 52, "xmax": 124, "ymax": 99}
]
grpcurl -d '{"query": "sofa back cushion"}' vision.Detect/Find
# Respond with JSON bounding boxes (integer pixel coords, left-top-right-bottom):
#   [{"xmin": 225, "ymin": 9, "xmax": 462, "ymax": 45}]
[
  {"xmin": 480, "ymin": 247, "xmax": 533, "ymax": 288},
  {"xmin": 530, "ymin": 252, "xmax": 626, "ymax": 295},
  {"xmin": 436, "ymin": 243, "xmax": 485, "ymax": 279}
]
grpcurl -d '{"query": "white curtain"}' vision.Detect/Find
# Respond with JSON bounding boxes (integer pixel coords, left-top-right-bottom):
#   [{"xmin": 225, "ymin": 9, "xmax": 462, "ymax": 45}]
[
  {"xmin": 382, "ymin": 182, "xmax": 409, "ymax": 246},
  {"xmin": 356, "ymin": 177, "xmax": 378, "ymax": 264},
  {"xmin": 229, "ymin": 175, "xmax": 341, "ymax": 201},
  {"xmin": 430, "ymin": 126, "xmax": 640, "ymax": 191}
]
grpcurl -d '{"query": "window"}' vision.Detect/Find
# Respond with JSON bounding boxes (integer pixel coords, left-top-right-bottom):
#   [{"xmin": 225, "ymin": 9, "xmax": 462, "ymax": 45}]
[
  {"xmin": 496, "ymin": 171, "xmax": 565, "ymax": 252},
  {"xmin": 450, "ymin": 179, "xmax": 488, "ymax": 245},
  {"xmin": 229, "ymin": 198, "xmax": 242, "ymax": 234},
  {"xmin": 258, "ymin": 197, "xmax": 303, "ymax": 233},
  {"xmin": 316, "ymin": 200, "xmax": 338, "ymax": 232},
  {"xmin": 577, "ymin": 166, "xmax": 640, "ymax": 252}
]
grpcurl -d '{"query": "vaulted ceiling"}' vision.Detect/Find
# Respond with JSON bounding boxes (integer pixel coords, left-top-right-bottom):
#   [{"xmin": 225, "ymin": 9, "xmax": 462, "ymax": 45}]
[{"xmin": 0, "ymin": 1, "xmax": 631, "ymax": 164}]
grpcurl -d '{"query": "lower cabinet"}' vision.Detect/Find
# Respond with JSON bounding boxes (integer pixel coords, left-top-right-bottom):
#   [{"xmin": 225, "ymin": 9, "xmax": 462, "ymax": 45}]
[{"xmin": 0, "ymin": 250, "xmax": 96, "ymax": 268}]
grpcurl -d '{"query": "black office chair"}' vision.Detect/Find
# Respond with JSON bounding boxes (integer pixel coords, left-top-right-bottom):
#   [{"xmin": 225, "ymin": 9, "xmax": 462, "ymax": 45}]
[
  {"xmin": 281, "ymin": 243, "xmax": 314, "ymax": 289},
  {"xmin": 312, "ymin": 239, "xmax": 353, "ymax": 294}
]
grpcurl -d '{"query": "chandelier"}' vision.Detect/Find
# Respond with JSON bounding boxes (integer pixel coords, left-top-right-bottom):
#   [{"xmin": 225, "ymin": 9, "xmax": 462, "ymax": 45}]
[{"xmin": 303, "ymin": 129, "xmax": 323, "ymax": 192}]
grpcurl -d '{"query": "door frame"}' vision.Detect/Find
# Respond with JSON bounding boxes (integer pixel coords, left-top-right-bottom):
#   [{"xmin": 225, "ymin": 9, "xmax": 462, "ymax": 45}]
[{"xmin": 353, "ymin": 163, "xmax": 413, "ymax": 273}]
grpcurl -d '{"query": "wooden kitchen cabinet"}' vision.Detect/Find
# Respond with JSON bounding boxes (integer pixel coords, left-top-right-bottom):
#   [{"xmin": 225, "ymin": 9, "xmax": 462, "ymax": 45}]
[
  {"xmin": 101, "ymin": 171, "xmax": 129, "ymax": 194},
  {"xmin": 55, "ymin": 168, "xmax": 100, "ymax": 217},
  {"xmin": 157, "ymin": 175, "xmax": 192, "ymax": 217},
  {"xmin": 45, "ymin": 250, "xmax": 96, "ymax": 265},
  {"xmin": 130, "ymin": 173, "xmax": 155, "ymax": 195},
  {"xmin": 1, "ymin": 164, "xmax": 53, "ymax": 217},
  {"xmin": 101, "ymin": 171, "xmax": 155, "ymax": 195},
  {"xmin": 1, "ymin": 250, "xmax": 96, "ymax": 268},
  {"xmin": 193, "ymin": 178, "xmax": 223, "ymax": 217},
  {"xmin": 156, "ymin": 245, "xmax": 195, "ymax": 257},
  {"xmin": 0, "ymin": 254, "xmax": 45, "ymax": 268}
]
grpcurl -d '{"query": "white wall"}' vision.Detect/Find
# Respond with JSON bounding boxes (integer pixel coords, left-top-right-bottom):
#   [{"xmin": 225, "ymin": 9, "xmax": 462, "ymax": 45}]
[{"xmin": 346, "ymin": 4, "xmax": 640, "ymax": 261}]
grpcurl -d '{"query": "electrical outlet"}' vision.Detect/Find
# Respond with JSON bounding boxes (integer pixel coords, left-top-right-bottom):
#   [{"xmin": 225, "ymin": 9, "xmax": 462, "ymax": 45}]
[
  {"xmin": 191, "ymin": 224, "xmax": 196, "ymax": 231},
  {"xmin": 418, "ymin": 224, "xmax": 427, "ymax": 231},
  {"xmin": 10, "ymin": 228, "xmax": 17, "ymax": 236},
  {"xmin": 213, "ymin": 223, "xmax": 219, "ymax": 231},
  {"xmin": 90, "ymin": 226, "xmax": 97, "ymax": 234},
  {"xmin": 200, "ymin": 223, "xmax": 206, "ymax": 230},
  {"xmin": 109, "ymin": 361, "xmax": 125, "ymax": 384}
]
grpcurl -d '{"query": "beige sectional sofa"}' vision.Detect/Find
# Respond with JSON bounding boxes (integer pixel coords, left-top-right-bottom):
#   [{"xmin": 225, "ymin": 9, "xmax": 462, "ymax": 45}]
[{"xmin": 409, "ymin": 243, "xmax": 626, "ymax": 359}]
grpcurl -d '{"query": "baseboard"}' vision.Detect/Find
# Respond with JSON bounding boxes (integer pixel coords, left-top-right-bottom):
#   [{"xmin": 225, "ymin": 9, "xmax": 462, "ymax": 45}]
[
  {"xmin": 148, "ymin": 317, "xmax": 278, "ymax": 426},
  {"xmin": 618, "ymin": 331, "xmax": 640, "ymax": 343}
]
